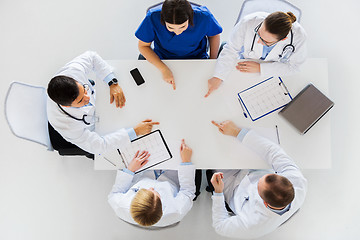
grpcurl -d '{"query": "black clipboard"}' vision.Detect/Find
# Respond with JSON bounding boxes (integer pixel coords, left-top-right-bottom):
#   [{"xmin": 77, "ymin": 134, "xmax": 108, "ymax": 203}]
[{"xmin": 117, "ymin": 130, "xmax": 172, "ymax": 174}]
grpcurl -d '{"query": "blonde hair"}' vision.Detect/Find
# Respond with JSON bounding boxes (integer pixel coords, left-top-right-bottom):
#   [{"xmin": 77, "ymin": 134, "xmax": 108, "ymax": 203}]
[
  {"xmin": 130, "ymin": 189, "xmax": 163, "ymax": 226},
  {"xmin": 264, "ymin": 11, "xmax": 297, "ymax": 40}
]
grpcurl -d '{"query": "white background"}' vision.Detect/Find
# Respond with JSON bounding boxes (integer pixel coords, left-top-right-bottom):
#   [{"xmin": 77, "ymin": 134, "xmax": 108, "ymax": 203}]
[{"xmin": 0, "ymin": 0, "xmax": 359, "ymax": 239}]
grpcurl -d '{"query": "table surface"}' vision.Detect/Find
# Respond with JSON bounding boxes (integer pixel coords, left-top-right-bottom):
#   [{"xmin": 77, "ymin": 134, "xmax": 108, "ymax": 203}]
[{"xmin": 94, "ymin": 58, "xmax": 331, "ymax": 170}]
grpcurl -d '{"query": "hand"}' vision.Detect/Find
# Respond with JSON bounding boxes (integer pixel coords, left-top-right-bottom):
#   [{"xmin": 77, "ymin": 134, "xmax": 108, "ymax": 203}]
[
  {"xmin": 127, "ymin": 150, "xmax": 150, "ymax": 172},
  {"xmin": 205, "ymin": 77, "xmax": 222, "ymax": 98},
  {"xmin": 210, "ymin": 172, "xmax": 224, "ymax": 193},
  {"xmin": 236, "ymin": 61, "xmax": 260, "ymax": 73},
  {"xmin": 211, "ymin": 120, "xmax": 241, "ymax": 137},
  {"xmin": 180, "ymin": 139, "xmax": 192, "ymax": 163},
  {"xmin": 161, "ymin": 67, "xmax": 176, "ymax": 90},
  {"xmin": 134, "ymin": 119, "xmax": 160, "ymax": 136},
  {"xmin": 109, "ymin": 84, "xmax": 126, "ymax": 108}
]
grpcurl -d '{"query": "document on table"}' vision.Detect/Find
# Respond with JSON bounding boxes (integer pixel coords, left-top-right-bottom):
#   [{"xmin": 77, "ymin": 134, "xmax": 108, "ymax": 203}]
[
  {"xmin": 238, "ymin": 77, "xmax": 292, "ymax": 121},
  {"xmin": 99, "ymin": 130, "xmax": 172, "ymax": 173}
]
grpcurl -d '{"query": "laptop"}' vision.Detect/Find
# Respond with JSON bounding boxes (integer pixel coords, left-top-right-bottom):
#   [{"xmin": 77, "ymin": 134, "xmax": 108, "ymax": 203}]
[{"xmin": 279, "ymin": 83, "xmax": 334, "ymax": 134}]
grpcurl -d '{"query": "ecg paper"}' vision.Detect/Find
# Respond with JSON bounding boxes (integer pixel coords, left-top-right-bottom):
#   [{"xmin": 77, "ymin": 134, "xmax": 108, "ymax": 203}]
[
  {"xmin": 119, "ymin": 130, "xmax": 172, "ymax": 173},
  {"xmin": 238, "ymin": 77, "xmax": 292, "ymax": 121}
]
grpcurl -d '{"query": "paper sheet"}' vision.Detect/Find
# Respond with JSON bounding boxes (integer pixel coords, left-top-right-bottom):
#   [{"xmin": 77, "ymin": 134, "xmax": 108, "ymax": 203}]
[{"xmin": 238, "ymin": 77, "xmax": 292, "ymax": 121}]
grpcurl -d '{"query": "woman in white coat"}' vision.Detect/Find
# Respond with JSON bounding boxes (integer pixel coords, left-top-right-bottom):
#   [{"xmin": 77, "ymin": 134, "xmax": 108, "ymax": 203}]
[
  {"xmin": 205, "ymin": 11, "xmax": 307, "ymax": 97},
  {"xmin": 108, "ymin": 139, "xmax": 196, "ymax": 228}
]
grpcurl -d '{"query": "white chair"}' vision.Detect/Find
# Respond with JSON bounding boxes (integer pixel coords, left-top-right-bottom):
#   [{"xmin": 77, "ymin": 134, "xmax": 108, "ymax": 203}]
[
  {"xmin": 4, "ymin": 82, "xmax": 53, "ymax": 150},
  {"xmin": 235, "ymin": 0, "xmax": 302, "ymax": 24}
]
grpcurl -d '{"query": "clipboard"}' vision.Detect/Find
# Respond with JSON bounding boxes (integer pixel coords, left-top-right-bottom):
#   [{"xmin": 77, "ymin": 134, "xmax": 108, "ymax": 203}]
[
  {"xmin": 117, "ymin": 130, "xmax": 172, "ymax": 174},
  {"xmin": 238, "ymin": 77, "xmax": 292, "ymax": 121}
]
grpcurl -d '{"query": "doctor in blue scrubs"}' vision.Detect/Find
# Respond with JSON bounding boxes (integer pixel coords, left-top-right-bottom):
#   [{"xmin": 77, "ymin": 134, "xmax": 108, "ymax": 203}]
[{"xmin": 135, "ymin": 0, "xmax": 222, "ymax": 89}]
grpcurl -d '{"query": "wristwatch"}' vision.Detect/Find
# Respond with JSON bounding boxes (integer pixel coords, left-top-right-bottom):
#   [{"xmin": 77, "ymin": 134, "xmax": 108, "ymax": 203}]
[{"xmin": 108, "ymin": 78, "xmax": 118, "ymax": 86}]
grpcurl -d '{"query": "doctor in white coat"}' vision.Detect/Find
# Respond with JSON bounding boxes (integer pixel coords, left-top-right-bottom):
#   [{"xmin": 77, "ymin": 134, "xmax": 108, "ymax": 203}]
[
  {"xmin": 205, "ymin": 11, "xmax": 307, "ymax": 97},
  {"xmin": 108, "ymin": 139, "xmax": 195, "ymax": 228},
  {"xmin": 47, "ymin": 51, "xmax": 159, "ymax": 156},
  {"xmin": 210, "ymin": 120, "xmax": 307, "ymax": 239}
]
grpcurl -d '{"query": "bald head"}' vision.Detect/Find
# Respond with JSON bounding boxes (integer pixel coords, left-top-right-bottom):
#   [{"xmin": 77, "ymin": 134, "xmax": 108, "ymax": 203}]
[{"xmin": 258, "ymin": 174, "xmax": 295, "ymax": 208}]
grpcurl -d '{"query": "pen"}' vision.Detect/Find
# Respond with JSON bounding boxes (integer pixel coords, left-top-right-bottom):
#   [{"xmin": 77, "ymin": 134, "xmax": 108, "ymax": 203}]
[
  {"xmin": 117, "ymin": 149, "xmax": 127, "ymax": 167},
  {"xmin": 276, "ymin": 125, "xmax": 280, "ymax": 145},
  {"xmin": 237, "ymin": 97, "xmax": 248, "ymax": 118},
  {"xmin": 103, "ymin": 157, "xmax": 116, "ymax": 166}
]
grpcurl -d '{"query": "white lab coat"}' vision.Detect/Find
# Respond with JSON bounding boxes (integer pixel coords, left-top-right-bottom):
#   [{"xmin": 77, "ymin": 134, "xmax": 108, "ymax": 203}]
[
  {"xmin": 47, "ymin": 51, "xmax": 131, "ymax": 155},
  {"xmin": 212, "ymin": 130, "xmax": 307, "ymax": 239},
  {"xmin": 214, "ymin": 12, "xmax": 307, "ymax": 80},
  {"xmin": 108, "ymin": 164, "xmax": 196, "ymax": 227}
]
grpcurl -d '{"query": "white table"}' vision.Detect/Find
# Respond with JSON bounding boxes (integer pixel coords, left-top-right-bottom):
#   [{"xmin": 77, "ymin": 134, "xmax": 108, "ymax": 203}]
[{"xmin": 94, "ymin": 58, "xmax": 331, "ymax": 170}]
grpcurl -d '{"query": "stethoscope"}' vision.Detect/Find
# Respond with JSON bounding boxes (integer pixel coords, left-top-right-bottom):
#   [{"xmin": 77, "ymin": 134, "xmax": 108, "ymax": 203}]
[
  {"xmin": 57, "ymin": 104, "xmax": 99, "ymax": 125},
  {"xmin": 249, "ymin": 22, "xmax": 295, "ymax": 62}
]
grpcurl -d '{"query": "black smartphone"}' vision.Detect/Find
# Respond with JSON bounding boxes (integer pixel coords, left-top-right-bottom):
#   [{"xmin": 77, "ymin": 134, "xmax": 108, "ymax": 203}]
[{"xmin": 130, "ymin": 68, "xmax": 145, "ymax": 86}]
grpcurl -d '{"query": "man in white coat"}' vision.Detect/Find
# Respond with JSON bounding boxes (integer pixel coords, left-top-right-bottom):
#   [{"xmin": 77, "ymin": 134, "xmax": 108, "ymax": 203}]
[
  {"xmin": 205, "ymin": 11, "xmax": 307, "ymax": 97},
  {"xmin": 210, "ymin": 120, "xmax": 307, "ymax": 239},
  {"xmin": 108, "ymin": 139, "xmax": 195, "ymax": 228},
  {"xmin": 47, "ymin": 51, "xmax": 159, "ymax": 158}
]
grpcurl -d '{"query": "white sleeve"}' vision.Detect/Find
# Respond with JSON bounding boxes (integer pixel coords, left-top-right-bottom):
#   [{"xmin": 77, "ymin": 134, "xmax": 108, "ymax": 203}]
[
  {"xmin": 172, "ymin": 164, "xmax": 196, "ymax": 217},
  {"xmin": 212, "ymin": 195, "xmax": 260, "ymax": 238},
  {"xmin": 107, "ymin": 170, "xmax": 135, "ymax": 222},
  {"xmin": 241, "ymin": 130, "xmax": 307, "ymax": 191},
  {"xmin": 108, "ymin": 170, "xmax": 134, "ymax": 197},
  {"xmin": 260, "ymin": 26, "xmax": 307, "ymax": 77},
  {"xmin": 60, "ymin": 122, "xmax": 131, "ymax": 155},
  {"xmin": 56, "ymin": 51, "xmax": 114, "ymax": 82},
  {"xmin": 214, "ymin": 20, "xmax": 246, "ymax": 80}
]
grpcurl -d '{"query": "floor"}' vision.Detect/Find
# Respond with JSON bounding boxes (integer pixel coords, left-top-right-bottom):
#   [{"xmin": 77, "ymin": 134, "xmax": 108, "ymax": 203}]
[{"xmin": 0, "ymin": 0, "xmax": 359, "ymax": 239}]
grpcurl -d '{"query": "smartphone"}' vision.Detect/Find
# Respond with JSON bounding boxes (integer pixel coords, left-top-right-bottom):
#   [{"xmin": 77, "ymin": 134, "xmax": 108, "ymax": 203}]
[{"xmin": 130, "ymin": 68, "xmax": 145, "ymax": 86}]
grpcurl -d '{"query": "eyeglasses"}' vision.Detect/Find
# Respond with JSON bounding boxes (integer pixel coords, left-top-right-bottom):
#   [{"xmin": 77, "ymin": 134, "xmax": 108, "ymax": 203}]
[
  {"xmin": 254, "ymin": 23, "xmax": 280, "ymax": 47},
  {"xmin": 76, "ymin": 84, "xmax": 90, "ymax": 105},
  {"xmin": 83, "ymin": 84, "xmax": 90, "ymax": 92}
]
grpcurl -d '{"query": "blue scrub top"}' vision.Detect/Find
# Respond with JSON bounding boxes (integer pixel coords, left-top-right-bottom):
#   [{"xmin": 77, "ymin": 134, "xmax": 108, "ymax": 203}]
[{"xmin": 135, "ymin": 5, "xmax": 223, "ymax": 59}]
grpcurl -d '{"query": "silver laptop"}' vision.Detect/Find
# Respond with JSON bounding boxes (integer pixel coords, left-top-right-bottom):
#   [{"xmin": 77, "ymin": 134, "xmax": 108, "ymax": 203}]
[{"xmin": 279, "ymin": 83, "xmax": 334, "ymax": 134}]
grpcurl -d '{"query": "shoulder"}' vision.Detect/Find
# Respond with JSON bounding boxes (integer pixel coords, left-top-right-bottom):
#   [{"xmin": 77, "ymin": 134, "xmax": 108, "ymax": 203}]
[
  {"xmin": 291, "ymin": 22, "xmax": 307, "ymax": 39},
  {"xmin": 242, "ymin": 11, "xmax": 268, "ymax": 24},
  {"xmin": 146, "ymin": 5, "xmax": 162, "ymax": 19},
  {"xmin": 139, "ymin": 6, "xmax": 161, "ymax": 28},
  {"xmin": 235, "ymin": 11, "xmax": 267, "ymax": 31},
  {"xmin": 193, "ymin": 5, "xmax": 214, "ymax": 18},
  {"xmin": 280, "ymin": 169, "xmax": 307, "ymax": 193}
]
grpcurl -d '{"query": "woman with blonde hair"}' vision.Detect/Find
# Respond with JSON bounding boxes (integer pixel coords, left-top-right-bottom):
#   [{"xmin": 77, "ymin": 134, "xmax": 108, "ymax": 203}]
[{"xmin": 108, "ymin": 139, "xmax": 196, "ymax": 227}]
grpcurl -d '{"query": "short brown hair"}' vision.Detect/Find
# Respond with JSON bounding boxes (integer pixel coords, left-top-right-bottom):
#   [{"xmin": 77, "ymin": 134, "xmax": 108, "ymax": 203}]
[
  {"xmin": 130, "ymin": 189, "xmax": 163, "ymax": 226},
  {"xmin": 264, "ymin": 11, "xmax": 297, "ymax": 40},
  {"xmin": 262, "ymin": 174, "xmax": 295, "ymax": 208},
  {"xmin": 160, "ymin": 0, "xmax": 194, "ymax": 26}
]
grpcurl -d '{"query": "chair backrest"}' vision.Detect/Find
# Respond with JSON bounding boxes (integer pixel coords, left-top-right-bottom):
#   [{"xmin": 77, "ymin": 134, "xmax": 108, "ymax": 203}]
[
  {"xmin": 4, "ymin": 82, "xmax": 53, "ymax": 150},
  {"xmin": 236, "ymin": 0, "xmax": 302, "ymax": 25},
  {"xmin": 146, "ymin": 1, "xmax": 201, "ymax": 13}
]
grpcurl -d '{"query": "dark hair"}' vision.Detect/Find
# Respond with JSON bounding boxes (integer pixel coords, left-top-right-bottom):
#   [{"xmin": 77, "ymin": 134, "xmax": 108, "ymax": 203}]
[
  {"xmin": 47, "ymin": 76, "xmax": 79, "ymax": 106},
  {"xmin": 160, "ymin": 0, "xmax": 194, "ymax": 26},
  {"xmin": 264, "ymin": 11, "xmax": 297, "ymax": 40},
  {"xmin": 262, "ymin": 174, "xmax": 295, "ymax": 208}
]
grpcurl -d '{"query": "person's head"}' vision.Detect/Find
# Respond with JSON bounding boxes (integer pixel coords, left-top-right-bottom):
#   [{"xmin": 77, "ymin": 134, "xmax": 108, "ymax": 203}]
[
  {"xmin": 130, "ymin": 188, "xmax": 163, "ymax": 226},
  {"xmin": 257, "ymin": 11, "xmax": 296, "ymax": 46},
  {"xmin": 257, "ymin": 174, "xmax": 295, "ymax": 208},
  {"xmin": 47, "ymin": 76, "xmax": 91, "ymax": 107},
  {"xmin": 160, "ymin": 0, "xmax": 193, "ymax": 35}
]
